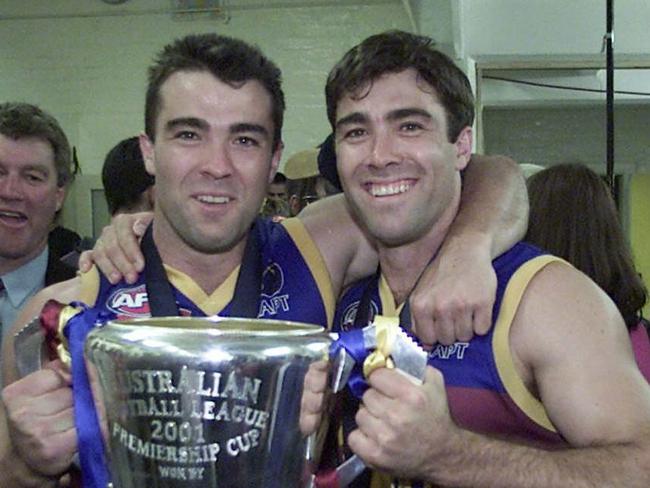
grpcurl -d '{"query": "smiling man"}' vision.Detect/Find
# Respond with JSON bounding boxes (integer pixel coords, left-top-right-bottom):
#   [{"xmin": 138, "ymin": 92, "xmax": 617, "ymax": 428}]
[
  {"xmin": 326, "ymin": 31, "xmax": 650, "ymax": 488},
  {"xmin": 0, "ymin": 103, "xmax": 76, "ymax": 353}
]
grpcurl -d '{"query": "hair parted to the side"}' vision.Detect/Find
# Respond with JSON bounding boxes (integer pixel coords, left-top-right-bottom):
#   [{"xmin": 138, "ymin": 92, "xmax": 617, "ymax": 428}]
[
  {"xmin": 526, "ymin": 163, "xmax": 647, "ymax": 328},
  {"xmin": 145, "ymin": 33, "xmax": 285, "ymax": 149},
  {"xmin": 325, "ymin": 30, "xmax": 474, "ymax": 142},
  {"xmin": 0, "ymin": 102, "xmax": 73, "ymax": 187}
]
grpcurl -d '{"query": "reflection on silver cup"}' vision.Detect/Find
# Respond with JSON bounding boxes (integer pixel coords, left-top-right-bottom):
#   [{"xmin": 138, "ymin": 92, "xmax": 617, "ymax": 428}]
[{"xmin": 85, "ymin": 316, "xmax": 332, "ymax": 488}]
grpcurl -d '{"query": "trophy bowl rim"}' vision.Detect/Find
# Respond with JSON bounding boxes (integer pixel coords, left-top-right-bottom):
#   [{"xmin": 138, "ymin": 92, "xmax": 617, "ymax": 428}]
[{"xmin": 100, "ymin": 315, "xmax": 327, "ymax": 337}]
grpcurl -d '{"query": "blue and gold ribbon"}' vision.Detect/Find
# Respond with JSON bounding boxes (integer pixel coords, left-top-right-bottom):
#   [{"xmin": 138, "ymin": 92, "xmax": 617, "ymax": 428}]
[{"xmin": 331, "ymin": 315, "xmax": 401, "ymax": 398}]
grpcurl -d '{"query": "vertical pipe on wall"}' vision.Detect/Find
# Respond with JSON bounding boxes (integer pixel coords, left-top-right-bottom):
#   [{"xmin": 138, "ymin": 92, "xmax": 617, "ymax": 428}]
[{"xmin": 606, "ymin": 0, "xmax": 615, "ymax": 192}]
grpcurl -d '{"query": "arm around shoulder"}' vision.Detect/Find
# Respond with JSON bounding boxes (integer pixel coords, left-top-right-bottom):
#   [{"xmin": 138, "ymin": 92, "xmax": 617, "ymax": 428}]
[
  {"xmin": 298, "ymin": 193, "xmax": 377, "ymax": 293},
  {"xmin": 408, "ymin": 154, "xmax": 528, "ymax": 344},
  {"xmin": 454, "ymin": 154, "xmax": 528, "ymax": 256}
]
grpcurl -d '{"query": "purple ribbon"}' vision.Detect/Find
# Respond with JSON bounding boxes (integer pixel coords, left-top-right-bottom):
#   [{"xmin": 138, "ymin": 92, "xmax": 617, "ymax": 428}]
[{"xmin": 330, "ymin": 328, "xmax": 371, "ymax": 399}]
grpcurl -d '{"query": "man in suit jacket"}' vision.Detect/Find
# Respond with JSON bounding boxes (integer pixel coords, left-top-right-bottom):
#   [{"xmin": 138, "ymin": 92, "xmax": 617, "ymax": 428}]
[{"xmin": 0, "ymin": 102, "xmax": 76, "ymax": 353}]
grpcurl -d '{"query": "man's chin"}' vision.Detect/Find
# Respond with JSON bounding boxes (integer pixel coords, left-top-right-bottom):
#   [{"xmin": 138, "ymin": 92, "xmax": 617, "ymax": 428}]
[
  {"xmin": 182, "ymin": 231, "xmax": 247, "ymax": 255},
  {"xmin": 0, "ymin": 242, "xmax": 44, "ymax": 263}
]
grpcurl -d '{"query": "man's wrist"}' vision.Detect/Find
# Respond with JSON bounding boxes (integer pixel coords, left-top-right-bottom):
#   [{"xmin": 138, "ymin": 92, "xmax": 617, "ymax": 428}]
[
  {"xmin": 440, "ymin": 230, "xmax": 495, "ymax": 261},
  {"xmin": 419, "ymin": 425, "xmax": 473, "ymax": 485}
]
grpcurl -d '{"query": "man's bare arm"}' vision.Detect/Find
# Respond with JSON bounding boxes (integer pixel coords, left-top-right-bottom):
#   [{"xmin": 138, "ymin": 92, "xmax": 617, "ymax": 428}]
[
  {"xmin": 453, "ymin": 154, "xmax": 528, "ymax": 259},
  {"xmin": 298, "ymin": 193, "xmax": 376, "ymax": 296},
  {"xmin": 409, "ymin": 154, "xmax": 528, "ymax": 344},
  {"xmin": 350, "ymin": 264, "xmax": 650, "ymax": 487}
]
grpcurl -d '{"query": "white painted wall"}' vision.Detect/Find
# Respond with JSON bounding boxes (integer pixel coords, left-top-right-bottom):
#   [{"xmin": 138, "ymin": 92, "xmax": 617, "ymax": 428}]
[{"xmin": 460, "ymin": 0, "xmax": 650, "ymax": 55}]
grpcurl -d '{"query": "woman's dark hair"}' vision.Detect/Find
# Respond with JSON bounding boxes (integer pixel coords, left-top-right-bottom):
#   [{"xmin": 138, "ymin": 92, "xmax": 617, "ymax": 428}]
[{"xmin": 526, "ymin": 163, "xmax": 647, "ymax": 328}]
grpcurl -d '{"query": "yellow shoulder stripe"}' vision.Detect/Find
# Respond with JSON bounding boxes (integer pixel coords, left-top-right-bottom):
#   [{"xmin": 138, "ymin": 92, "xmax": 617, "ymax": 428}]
[
  {"xmin": 78, "ymin": 265, "xmax": 100, "ymax": 306},
  {"xmin": 493, "ymin": 254, "xmax": 568, "ymax": 431},
  {"xmin": 282, "ymin": 218, "xmax": 335, "ymax": 329}
]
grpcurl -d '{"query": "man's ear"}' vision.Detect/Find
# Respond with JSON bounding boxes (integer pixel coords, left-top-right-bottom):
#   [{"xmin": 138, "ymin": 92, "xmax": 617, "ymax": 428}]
[
  {"xmin": 139, "ymin": 133, "xmax": 156, "ymax": 176},
  {"xmin": 54, "ymin": 186, "xmax": 66, "ymax": 213},
  {"xmin": 268, "ymin": 141, "xmax": 284, "ymax": 184},
  {"xmin": 454, "ymin": 126, "xmax": 473, "ymax": 171}
]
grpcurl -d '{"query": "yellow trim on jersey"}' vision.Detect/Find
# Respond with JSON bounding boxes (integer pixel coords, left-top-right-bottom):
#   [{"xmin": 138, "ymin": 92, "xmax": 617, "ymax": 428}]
[
  {"xmin": 282, "ymin": 218, "xmax": 336, "ymax": 328},
  {"xmin": 493, "ymin": 254, "xmax": 567, "ymax": 432},
  {"xmin": 78, "ymin": 265, "xmax": 101, "ymax": 305},
  {"xmin": 370, "ymin": 471, "xmax": 392, "ymax": 487},
  {"xmin": 164, "ymin": 263, "xmax": 238, "ymax": 316},
  {"xmin": 373, "ymin": 278, "xmax": 429, "ymax": 488},
  {"xmin": 378, "ymin": 274, "xmax": 399, "ymax": 316},
  {"xmin": 77, "ymin": 263, "xmax": 237, "ymax": 316}
]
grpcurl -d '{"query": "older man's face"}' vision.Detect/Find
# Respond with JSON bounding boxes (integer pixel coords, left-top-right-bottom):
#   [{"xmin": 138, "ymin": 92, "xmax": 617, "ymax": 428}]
[{"xmin": 0, "ymin": 133, "xmax": 65, "ymax": 271}]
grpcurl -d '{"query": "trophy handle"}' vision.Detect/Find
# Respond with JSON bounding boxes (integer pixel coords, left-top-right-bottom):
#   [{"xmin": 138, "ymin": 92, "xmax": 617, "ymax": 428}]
[{"xmin": 14, "ymin": 300, "xmax": 79, "ymax": 378}]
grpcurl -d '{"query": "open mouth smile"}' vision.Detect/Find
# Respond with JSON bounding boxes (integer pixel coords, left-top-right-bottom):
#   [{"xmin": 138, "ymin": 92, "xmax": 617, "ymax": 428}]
[
  {"xmin": 365, "ymin": 180, "xmax": 414, "ymax": 197},
  {"xmin": 0, "ymin": 209, "xmax": 27, "ymax": 223},
  {"xmin": 196, "ymin": 195, "xmax": 232, "ymax": 204}
]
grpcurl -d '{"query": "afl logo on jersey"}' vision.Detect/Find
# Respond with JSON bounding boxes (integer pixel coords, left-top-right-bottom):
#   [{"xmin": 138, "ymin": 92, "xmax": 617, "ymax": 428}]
[
  {"xmin": 261, "ymin": 263, "xmax": 284, "ymax": 297},
  {"xmin": 107, "ymin": 284, "xmax": 151, "ymax": 317},
  {"xmin": 340, "ymin": 300, "xmax": 379, "ymax": 331},
  {"xmin": 259, "ymin": 262, "xmax": 290, "ymax": 316}
]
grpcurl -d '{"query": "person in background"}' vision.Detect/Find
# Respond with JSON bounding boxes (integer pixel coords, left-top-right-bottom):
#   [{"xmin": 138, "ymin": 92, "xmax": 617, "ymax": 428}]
[
  {"xmin": 48, "ymin": 148, "xmax": 82, "ymax": 263},
  {"xmin": 102, "ymin": 136, "xmax": 155, "ymax": 216},
  {"xmin": 0, "ymin": 102, "xmax": 76, "ymax": 351},
  {"xmin": 47, "ymin": 224, "xmax": 82, "ymax": 265},
  {"xmin": 266, "ymin": 171, "xmax": 288, "ymax": 204},
  {"xmin": 283, "ymin": 147, "xmax": 340, "ymax": 216},
  {"xmin": 260, "ymin": 171, "xmax": 290, "ymax": 220},
  {"xmin": 526, "ymin": 162, "xmax": 650, "ymax": 380}
]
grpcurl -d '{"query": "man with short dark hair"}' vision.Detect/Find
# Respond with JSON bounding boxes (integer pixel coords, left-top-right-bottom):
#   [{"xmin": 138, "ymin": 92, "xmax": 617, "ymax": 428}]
[
  {"xmin": 326, "ymin": 30, "xmax": 650, "ymax": 487},
  {"xmin": 261, "ymin": 171, "xmax": 290, "ymax": 220},
  {"xmin": 0, "ymin": 102, "xmax": 76, "ymax": 351},
  {"xmin": 102, "ymin": 136, "xmax": 155, "ymax": 216},
  {"xmin": 266, "ymin": 171, "xmax": 288, "ymax": 202}
]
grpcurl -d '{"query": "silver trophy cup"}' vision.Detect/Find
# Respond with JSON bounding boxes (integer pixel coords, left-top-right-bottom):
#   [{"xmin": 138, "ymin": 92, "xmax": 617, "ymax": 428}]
[{"xmin": 84, "ymin": 316, "xmax": 332, "ymax": 488}]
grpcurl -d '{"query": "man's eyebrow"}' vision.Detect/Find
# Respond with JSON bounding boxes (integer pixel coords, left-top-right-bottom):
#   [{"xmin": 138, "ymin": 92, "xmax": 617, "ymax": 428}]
[
  {"xmin": 164, "ymin": 117, "xmax": 209, "ymax": 132},
  {"xmin": 335, "ymin": 112, "xmax": 368, "ymax": 130},
  {"xmin": 230, "ymin": 123, "xmax": 269, "ymax": 138},
  {"xmin": 386, "ymin": 107, "xmax": 432, "ymax": 122},
  {"xmin": 21, "ymin": 164, "xmax": 50, "ymax": 174}
]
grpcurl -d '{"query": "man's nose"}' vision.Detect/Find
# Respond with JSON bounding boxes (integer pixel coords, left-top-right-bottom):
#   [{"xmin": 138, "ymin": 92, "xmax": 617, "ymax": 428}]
[
  {"xmin": 369, "ymin": 132, "xmax": 401, "ymax": 169},
  {"xmin": 0, "ymin": 173, "xmax": 24, "ymax": 200},
  {"xmin": 201, "ymin": 140, "xmax": 234, "ymax": 179}
]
